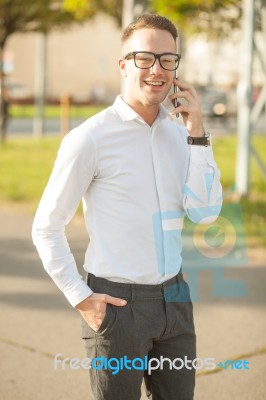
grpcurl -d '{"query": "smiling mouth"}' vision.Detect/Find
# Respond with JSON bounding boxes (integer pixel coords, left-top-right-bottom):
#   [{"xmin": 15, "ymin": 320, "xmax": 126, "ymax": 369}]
[{"xmin": 144, "ymin": 81, "xmax": 165, "ymax": 87}]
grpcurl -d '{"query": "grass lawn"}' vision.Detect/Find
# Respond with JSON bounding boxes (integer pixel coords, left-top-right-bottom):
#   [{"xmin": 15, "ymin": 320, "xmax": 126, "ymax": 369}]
[
  {"xmin": 0, "ymin": 134, "xmax": 265, "ymax": 250},
  {"xmin": 10, "ymin": 104, "xmax": 106, "ymax": 119},
  {"xmin": 212, "ymin": 135, "xmax": 266, "ymax": 248}
]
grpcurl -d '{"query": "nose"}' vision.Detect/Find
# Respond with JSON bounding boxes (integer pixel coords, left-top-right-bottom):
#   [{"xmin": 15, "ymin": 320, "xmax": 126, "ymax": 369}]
[{"xmin": 150, "ymin": 58, "xmax": 163, "ymax": 74}]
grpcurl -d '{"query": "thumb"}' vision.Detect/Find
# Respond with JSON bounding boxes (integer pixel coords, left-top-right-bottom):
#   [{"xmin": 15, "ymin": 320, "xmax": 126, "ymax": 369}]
[{"xmin": 105, "ymin": 294, "xmax": 127, "ymax": 306}]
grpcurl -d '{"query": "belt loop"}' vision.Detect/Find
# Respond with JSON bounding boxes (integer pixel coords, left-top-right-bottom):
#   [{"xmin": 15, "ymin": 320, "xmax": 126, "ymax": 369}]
[
  {"xmin": 131, "ymin": 284, "xmax": 136, "ymax": 301},
  {"xmin": 161, "ymin": 282, "xmax": 165, "ymax": 298}
]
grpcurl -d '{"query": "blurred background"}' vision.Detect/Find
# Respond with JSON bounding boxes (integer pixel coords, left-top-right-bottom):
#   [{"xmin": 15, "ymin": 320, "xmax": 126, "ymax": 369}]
[
  {"xmin": 0, "ymin": 1, "xmax": 265, "ymax": 399},
  {"xmin": 1, "ymin": 1, "xmax": 265, "ymax": 134}
]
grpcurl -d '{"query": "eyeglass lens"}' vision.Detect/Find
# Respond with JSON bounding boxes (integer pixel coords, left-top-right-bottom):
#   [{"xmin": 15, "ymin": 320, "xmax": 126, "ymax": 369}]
[{"xmin": 134, "ymin": 52, "xmax": 179, "ymax": 70}]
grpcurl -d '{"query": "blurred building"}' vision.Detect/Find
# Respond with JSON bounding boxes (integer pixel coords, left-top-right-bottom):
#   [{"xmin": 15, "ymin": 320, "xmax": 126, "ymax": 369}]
[
  {"xmin": 3, "ymin": 13, "xmax": 265, "ymax": 105},
  {"xmin": 183, "ymin": 32, "xmax": 265, "ymax": 88},
  {"xmin": 4, "ymin": 14, "xmax": 121, "ymax": 104}
]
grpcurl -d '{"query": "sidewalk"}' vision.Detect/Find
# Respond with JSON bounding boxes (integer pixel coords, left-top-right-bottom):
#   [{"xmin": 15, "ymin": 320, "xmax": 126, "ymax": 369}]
[{"xmin": 0, "ymin": 209, "xmax": 265, "ymax": 400}]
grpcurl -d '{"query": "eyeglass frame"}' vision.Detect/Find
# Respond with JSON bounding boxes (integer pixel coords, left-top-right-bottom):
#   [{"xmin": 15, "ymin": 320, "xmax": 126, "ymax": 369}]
[{"xmin": 123, "ymin": 51, "xmax": 181, "ymax": 71}]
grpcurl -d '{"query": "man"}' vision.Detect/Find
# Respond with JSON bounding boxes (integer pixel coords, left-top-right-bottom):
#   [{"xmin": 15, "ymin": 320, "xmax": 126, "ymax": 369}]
[{"xmin": 32, "ymin": 14, "xmax": 222, "ymax": 400}]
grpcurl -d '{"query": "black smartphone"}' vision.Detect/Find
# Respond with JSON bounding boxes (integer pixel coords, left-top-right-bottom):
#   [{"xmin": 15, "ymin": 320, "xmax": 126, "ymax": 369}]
[{"xmin": 173, "ymin": 70, "xmax": 180, "ymax": 118}]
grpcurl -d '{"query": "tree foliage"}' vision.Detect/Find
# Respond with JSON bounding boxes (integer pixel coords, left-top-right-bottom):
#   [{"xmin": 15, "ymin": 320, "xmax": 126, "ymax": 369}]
[
  {"xmin": 0, "ymin": 0, "xmax": 77, "ymax": 48},
  {"xmin": 0, "ymin": 0, "xmax": 260, "ymax": 142},
  {"xmin": 0, "ymin": 0, "xmax": 88, "ymax": 142},
  {"xmin": 62, "ymin": 0, "xmax": 123, "ymax": 25},
  {"xmin": 150, "ymin": 0, "xmax": 243, "ymax": 37}
]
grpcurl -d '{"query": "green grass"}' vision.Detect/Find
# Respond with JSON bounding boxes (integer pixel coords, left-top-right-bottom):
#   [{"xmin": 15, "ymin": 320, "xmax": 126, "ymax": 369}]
[
  {"xmin": 10, "ymin": 104, "xmax": 106, "ymax": 119},
  {"xmin": 212, "ymin": 135, "xmax": 266, "ymax": 248},
  {"xmin": 0, "ymin": 134, "xmax": 265, "ymax": 248},
  {"xmin": 0, "ymin": 137, "xmax": 61, "ymax": 207}
]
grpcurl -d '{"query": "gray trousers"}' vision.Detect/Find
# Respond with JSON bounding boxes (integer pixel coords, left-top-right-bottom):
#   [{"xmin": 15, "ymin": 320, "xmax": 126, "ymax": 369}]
[{"xmin": 82, "ymin": 272, "xmax": 196, "ymax": 400}]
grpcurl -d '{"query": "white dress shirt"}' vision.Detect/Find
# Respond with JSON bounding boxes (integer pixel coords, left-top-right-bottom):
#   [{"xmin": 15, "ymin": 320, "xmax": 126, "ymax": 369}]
[{"xmin": 32, "ymin": 96, "xmax": 222, "ymax": 307}]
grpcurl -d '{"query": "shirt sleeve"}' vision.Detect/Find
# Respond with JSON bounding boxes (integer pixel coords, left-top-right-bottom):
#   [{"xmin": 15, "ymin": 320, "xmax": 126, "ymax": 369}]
[
  {"xmin": 32, "ymin": 127, "xmax": 97, "ymax": 307},
  {"xmin": 183, "ymin": 145, "xmax": 223, "ymax": 224}
]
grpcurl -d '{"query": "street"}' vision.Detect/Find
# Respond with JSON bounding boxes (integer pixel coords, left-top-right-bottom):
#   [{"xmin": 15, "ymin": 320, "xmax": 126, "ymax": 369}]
[
  {"xmin": 6, "ymin": 115, "xmax": 266, "ymax": 137},
  {"xmin": 0, "ymin": 209, "xmax": 266, "ymax": 399}
]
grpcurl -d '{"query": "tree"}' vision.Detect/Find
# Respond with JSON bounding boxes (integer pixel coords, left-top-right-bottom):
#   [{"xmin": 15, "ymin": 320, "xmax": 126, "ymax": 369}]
[
  {"xmin": 61, "ymin": 0, "xmax": 148, "ymax": 26},
  {"xmin": 62, "ymin": 0, "xmax": 123, "ymax": 25},
  {"xmin": 0, "ymin": 0, "xmax": 142, "ymax": 142},
  {"xmin": 150, "ymin": 0, "xmax": 243, "ymax": 37},
  {"xmin": 0, "ymin": 0, "xmax": 95, "ymax": 142}
]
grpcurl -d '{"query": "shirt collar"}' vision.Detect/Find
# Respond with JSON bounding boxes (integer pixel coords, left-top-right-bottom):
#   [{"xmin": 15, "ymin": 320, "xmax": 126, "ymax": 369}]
[{"xmin": 113, "ymin": 95, "xmax": 169, "ymax": 123}]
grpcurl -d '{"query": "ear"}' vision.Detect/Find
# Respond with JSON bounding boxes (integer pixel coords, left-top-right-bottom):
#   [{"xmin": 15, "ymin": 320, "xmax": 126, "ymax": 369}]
[{"xmin": 118, "ymin": 57, "xmax": 127, "ymax": 77}]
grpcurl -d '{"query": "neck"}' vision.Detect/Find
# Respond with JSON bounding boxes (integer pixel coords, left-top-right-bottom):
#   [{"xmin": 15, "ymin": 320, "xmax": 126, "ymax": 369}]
[
  {"xmin": 136, "ymin": 105, "xmax": 159, "ymax": 126},
  {"xmin": 122, "ymin": 96, "xmax": 160, "ymax": 126}
]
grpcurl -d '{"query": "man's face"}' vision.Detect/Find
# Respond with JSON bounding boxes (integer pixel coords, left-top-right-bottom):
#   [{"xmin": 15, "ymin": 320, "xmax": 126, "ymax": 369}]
[{"xmin": 119, "ymin": 28, "xmax": 177, "ymax": 111}]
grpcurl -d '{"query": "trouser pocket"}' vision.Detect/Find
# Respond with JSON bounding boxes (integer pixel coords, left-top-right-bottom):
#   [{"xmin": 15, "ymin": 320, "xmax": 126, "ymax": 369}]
[{"xmin": 81, "ymin": 303, "xmax": 117, "ymax": 338}]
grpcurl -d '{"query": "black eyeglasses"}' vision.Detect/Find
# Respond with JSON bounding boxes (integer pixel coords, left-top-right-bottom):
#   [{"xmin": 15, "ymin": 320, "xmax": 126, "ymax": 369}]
[{"xmin": 124, "ymin": 51, "xmax": 181, "ymax": 71}]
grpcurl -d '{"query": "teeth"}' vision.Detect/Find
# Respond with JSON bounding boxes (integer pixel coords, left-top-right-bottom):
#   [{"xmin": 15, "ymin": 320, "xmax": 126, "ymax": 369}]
[{"xmin": 145, "ymin": 81, "xmax": 163, "ymax": 86}]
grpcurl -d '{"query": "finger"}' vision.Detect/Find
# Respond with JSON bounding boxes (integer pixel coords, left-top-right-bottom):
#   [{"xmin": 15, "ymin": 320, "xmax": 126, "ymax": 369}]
[
  {"xmin": 174, "ymin": 81, "xmax": 201, "ymax": 104},
  {"xmin": 85, "ymin": 313, "xmax": 105, "ymax": 329},
  {"xmin": 95, "ymin": 315, "xmax": 105, "ymax": 327},
  {"xmin": 170, "ymin": 99, "xmax": 190, "ymax": 115},
  {"xmin": 171, "ymin": 99, "xmax": 181, "ymax": 108},
  {"xmin": 169, "ymin": 90, "xmax": 194, "ymax": 105},
  {"xmin": 170, "ymin": 104, "xmax": 185, "ymax": 116},
  {"xmin": 93, "ymin": 311, "xmax": 105, "ymax": 319},
  {"xmin": 90, "ymin": 321, "xmax": 102, "ymax": 331},
  {"xmin": 104, "ymin": 294, "xmax": 127, "ymax": 306},
  {"xmin": 173, "ymin": 79, "xmax": 199, "ymax": 98},
  {"xmin": 170, "ymin": 101, "xmax": 196, "ymax": 116}
]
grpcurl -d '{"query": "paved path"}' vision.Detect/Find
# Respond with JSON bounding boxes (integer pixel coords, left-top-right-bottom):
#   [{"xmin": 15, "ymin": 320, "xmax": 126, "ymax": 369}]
[
  {"xmin": 6, "ymin": 116, "xmax": 266, "ymax": 137},
  {"xmin": 0, "ymin": 209, "xmax": 265, "ymax": 399}
]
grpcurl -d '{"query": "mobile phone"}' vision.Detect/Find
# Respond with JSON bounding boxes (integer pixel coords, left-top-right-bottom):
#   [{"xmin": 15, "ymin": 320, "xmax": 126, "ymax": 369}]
[{"xmin": 173, "ymin": 70, "xmax": 180, "ymax": 118}]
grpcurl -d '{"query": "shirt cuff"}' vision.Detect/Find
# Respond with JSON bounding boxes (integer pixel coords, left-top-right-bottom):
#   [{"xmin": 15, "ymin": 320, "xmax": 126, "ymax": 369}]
[
  {"xmin": 64, "ymin": 279, "xmax": 94, "ymax": 307},
  {"xmin": 189, "ymin": 145, "xmax": 216, "ymax": 167}
]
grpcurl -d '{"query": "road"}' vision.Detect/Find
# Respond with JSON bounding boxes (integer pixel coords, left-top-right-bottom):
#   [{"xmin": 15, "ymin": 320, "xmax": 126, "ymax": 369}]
[
  {"xmin": 0, "ymin": 209, "xmax": 266, "ymax": 399},
  {"xmin": 6, "ymin": 117, "xmax": 85, "ymax": 136},
  {"xmin": 6, "ymin": 115, "xmax": 266, "ymax": 136}
]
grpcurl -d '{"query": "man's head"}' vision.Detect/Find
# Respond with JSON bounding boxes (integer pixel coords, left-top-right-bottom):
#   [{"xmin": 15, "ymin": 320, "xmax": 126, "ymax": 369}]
[
  {"xmin": 121, "ymin": 14, "xmax": 178, "ymax": 44},
  {"xmin": 119, "ymin": 14, "xmax": 180, "ymax": 122}
]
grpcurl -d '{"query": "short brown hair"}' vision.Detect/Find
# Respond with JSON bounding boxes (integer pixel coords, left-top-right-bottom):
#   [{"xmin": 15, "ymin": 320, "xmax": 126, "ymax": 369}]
[{"xmin": 121, "ymin": 14, "xmax": 178, "ymax": 44}]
